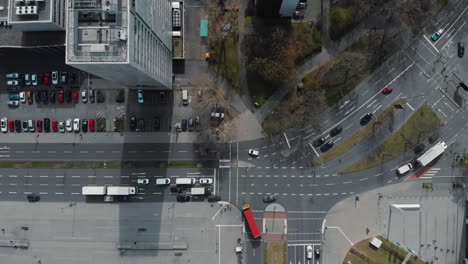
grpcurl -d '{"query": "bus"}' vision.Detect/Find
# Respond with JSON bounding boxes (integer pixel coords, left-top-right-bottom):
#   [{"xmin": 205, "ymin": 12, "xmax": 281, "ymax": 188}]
[{"xmin": 242, "ymin": 204, "xmax": 261, "ymax": 239}]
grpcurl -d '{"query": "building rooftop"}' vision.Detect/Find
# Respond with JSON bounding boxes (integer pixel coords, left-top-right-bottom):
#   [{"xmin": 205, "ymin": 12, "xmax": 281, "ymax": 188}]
[
  {"xmin": 67, "ymin": 0, "xmax": 128, "ymax": 63},
  {"xmin": 0, "ymin": 0, "xmax": 8, "ymax": 20},
  {"xmin": 8, "ymin": 0, "xmax": 51, "ymax": 23},
  {"xmin": 0, "ymin": 29, "xmax": 64, "ymax": 46}
]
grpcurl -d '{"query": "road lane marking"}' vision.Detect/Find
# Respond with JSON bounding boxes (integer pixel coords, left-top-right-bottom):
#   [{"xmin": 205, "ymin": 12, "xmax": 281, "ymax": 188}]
[
  {"xmin": 72, "ymin": 175, "xmax": 80, "ymax": 178},
  {"xmin": 39, "ymin": 175, "xmax": 48, "ymax": 178},
  {"xmin": 112, "ymin": 150, "xmax": 121, "ymax": 153},
  {"xmin": 47, "ymin": 151, "xmax": 56, "ymax": 154},
  {"xmin": 283, "ymin": 133, "xmax": 291, "ymax": 149},
  {"xmin": 104, "ymin": 176, "xmax": 113, "ymax": 178},
  {"xmin": 359, "ymin": 177, "xmax": 368, "ymax": 181},
  {"xmin": 63, "ymin": 151, "xmax": 72, "ymax": 154},
  {"xmin": 96, "ymin": 151, "xmax": 104, "ymax": 153},
  {"xmin": 309, "ymin": 143, "xmax": 320, "ymax": 158},
  {"xmin": 39, "ymin": 192, "xmax": 48, "ymax": 194},
  {"xmin": 56, "ymin": 175, "xmax": 64, "ymax": 178},
  {"xmin": 343, "ymin": 181, "xmax": 352, "ymax": 184},
  {"xmin": 8, "ymin": 175, "xmax": 17, "ymax": 178},
  {"xmin": 55, "ymin": 192, "xmax": 64, "ymax": 195},
  {"xmin": 71, "ymin": 193, "xmax": 80, "ymax": 195}
]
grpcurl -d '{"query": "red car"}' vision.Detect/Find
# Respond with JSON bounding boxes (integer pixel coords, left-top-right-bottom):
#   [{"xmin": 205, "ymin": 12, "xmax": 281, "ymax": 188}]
[
  {"xmin": 89, "ymin": 119, "xmax": 95, "ymax": 132},
  {"xmin": 43, "ymin": 73, "xmax": 50, "ymax": 85},
  {"xmin": 73, "ymin": 91, "xmax": 79, "ymax": 103},
  {"xmin": 52, "ymin": 120, "xmax": 58, "ymax": 132},
  {"xmin": 8, "ymin": 120, "xmax": 14, "ymax": 132},
  {"xmin": 37, "ymin": 120, "xmax": 43, "ymax": 133},
  {"xmin": 58, "ymin": 89, "xmax": 64, "ymax": 103},
  {"xmin": 381, "ymin": 86, "xmax": 393, "ymax": 95}
]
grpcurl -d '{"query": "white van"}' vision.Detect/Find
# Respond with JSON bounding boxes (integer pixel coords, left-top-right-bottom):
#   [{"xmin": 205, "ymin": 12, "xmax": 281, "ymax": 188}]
[
  {"xmin": 182, "ymin": 90, "xmax": 188, "ymax": 105},
  {"xmin": 156, "ymin": 178, "xmax": 171, "ymax": 185},
  {"xmin": 397, "ymin": 163, "xmax": 413, "ymax": 175},
  {"xmin": 175, "ymin": 178, "xmax": 196, "ymax": 185}
]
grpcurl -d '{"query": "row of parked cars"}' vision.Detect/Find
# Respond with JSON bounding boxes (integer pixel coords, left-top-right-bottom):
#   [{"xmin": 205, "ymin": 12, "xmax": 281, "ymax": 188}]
[
  {"xmin": 0, "ymin": 118, "xmax": 96, "ymax": 133},
  {"xmin": 7, "ymin": 88, "xmax": 96, "ymax": 105},
  {"xmin": 5, "ymin": 71, "xmax": 76, "ymax": 86}
]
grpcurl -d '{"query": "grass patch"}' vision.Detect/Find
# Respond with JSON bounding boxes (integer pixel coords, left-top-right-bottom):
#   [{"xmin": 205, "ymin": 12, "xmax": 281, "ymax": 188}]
[
  {"xmin": 345, "ymin": 235, "xmax": 425, "ymax": 264},
  {"xmin": 342, "ymin": 104, "xmax": 441, "ymax": 173},
  {"xmin": 0, "ymin": 161, "xmax": 121, "ymax": 169},
  {"xmin": 292, "ymin": 22, "xmax": 323, "ymax": 62},
  {"xmin": 330, "ymin": 7, "xmax": 353, "ymax": 39},
  {"xmin": 313, "ymin": 99, "xmax": 405, "ymax": 165},
  {"xmin": 264, "ymin": 241, "xmax": 287, "ymax": 264},
  {"xmin": 210, "ymin": 35, "xmax": 240, "ymax": 91},
  {"xmin": 167, "ymin": 160, "xmax": 199, "ymax": 168}
]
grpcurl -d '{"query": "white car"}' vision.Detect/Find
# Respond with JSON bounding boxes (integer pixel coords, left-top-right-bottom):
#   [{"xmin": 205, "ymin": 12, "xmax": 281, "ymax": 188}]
[
  {"xmin": 73, "ymin": 118, "xmax": 80, "ymax": 132},
  {"xmin": 137, "ymin": 178, "xmax": 149, "ymax": 184},
  {"xmin": 7, "ymin": 80, "xmax": 18, "ymax": 86},
  {"xmin": 0, "ymin": 118, "xmax": 7, "ymax": 133},
  {"xmin": 306, "ymin": 245, "xmax": 313, "ymax": 259},
  {"xmin": 248, "ymin": 149, "xmax": 259, "ymax": 157},
  {"xmin": 66, "ymin": 119, "xmax": 72, "ymax": 132},
  {"xmin": 19, "ymin": 92, "xmax": 26, "ymax": 103},
  {"xmin": 32, "ymin": 74, "xmax": 38, "ymax": 86},
  {"xmin": 199, "ymin": 178, "xmax": 213, "ymax": 185}
]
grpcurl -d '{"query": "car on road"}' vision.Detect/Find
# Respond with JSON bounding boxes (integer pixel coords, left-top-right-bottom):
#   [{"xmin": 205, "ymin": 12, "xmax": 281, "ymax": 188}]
[
  {"xmin": 263, "ymin": 194, "xmax": 277, "ymax": 203},
  {"xmin": 37, "ymin": 120, "xmax": 43, "ymax": 133},
  {"xmin": 360, "ymin": 113, "xmax": 373, "ymax": 126},
  {"xmin": 66, "ymin": 119, "xmax": 72, "ymax": 132},
  {"xmin": 329, "ymin": 126, "xmax": 342, "ymax": 137},
  {"xmin": 199, "ymin": 178, "xmax": 213, "ymax": 185},
  {"xmin": 43, "ymin": 73, "xmax": 50, "ymax": 85},
  {"xmin": 248, "ymin": 149, "xmax": 259, "ymax": 157},
  {"xmin": 208, "ymin": 195, "xmax": 221, "ymax": 202},
  {"xmin": 458, "ymin": 42, "xmax": 465, "ymax": 58},
  {"xmin": 137, "ymin": 89, "xmax": 144, "ymax": 103},
  {"xmin": 81, "ymin": 119, "xmax": 88, "ymax": 132},
  {"xmin": 137, "ymin": 178, "xmax": 149, "ymax": 184},
  {"xmin": 59, "ymin": 120, "xmax": 65, "ymax": 133},
  {"xmin": 73, "ymin": 118, "xmax": 80, "ymax": 132},
  {"xmin": 129, "ymin": 116, "xmax": 137, "ymax": 131},
  {"xmin": 176, "ymin": 195, "xmax": 190, "ymax": 202},
  {"xmin": 1, "ymin": 118, "xmax": 7, "ymax": 133},
  {"xmin": 414, "ymin": 143, "xmax": 425, "ymax": 154},
  {"xmin": 6, "ymin": 73, "xmax": 19, "ymax": 78},
  {"xmin": 15, "ymin": 120, "xmax": 21, "ymax": 133},
  {"xmin": 381, "ymin": 86, "xmax": 393, "ymax": 95},
  {"xmin": 19, "ymin": 92, "xmax": 25, "ymax": 103},
  {"xmin": 396, "ymin": 163, "xmax": 413, "ymax": 176},
  {"xmin": 170, "ymin": 186, "xmax": 183, "ymax": 193},
  {"xmin": 51, "ymin": 71, "xmax": 59, "ymax": 85},
  {"xmin": 306, "ymin": 245, "xmax": 313, "ymax": 259},
  {"xmin": 320, "ymin": 141, "xmax": 334, "ymax": 152},
  {"xmin": 52, "ymin": 120, "xmax": 58, "ymax": 132},
  {"xmin": 313, "ymin": 137, "xmax": 326, "ymax": 147},
  {"xmin": 22, "ymin": 121, "xmax": 28, "ymax": 132},
  {"xmin": 27, "ymin": 194, "xmax": 40, "ymax": 202},
  {"xmin": 73, "ymin": 90, "xmax": 79, "ymax": 103},
  {"xmin": 58, "ymin": 89, "xmax": 64, "ymax": 103},
  {"xmin": 89, "ymin": 119, "xmax": 95, "ymax": 132},
  {"xmin": 431, "ymin": 29, "xmax": 443, "ymax": 41},
  {"xmin": 7, "ymin": 80, "xmax": 18, "ymax": 86},
  {"xmin": 156, "ymin": 178, "xmax": 171, "ymax": 185},
  {"xmin": 8, "ymin": 120, "xmax": 14, "ymax": 132},
  {"xmin": 81, "ymin": 90, "xmax": 87, "ymax": 103},
  {"xmin": 181, "ymin": 119, "xmax": 187, "ymax": 131},
  {"xmin": 32, "ymin": 74, "xmax": 38, "ymax": 86},
  {"xmin": 44, "ymin": 118, "xmax": 50, "ymax": 132}
]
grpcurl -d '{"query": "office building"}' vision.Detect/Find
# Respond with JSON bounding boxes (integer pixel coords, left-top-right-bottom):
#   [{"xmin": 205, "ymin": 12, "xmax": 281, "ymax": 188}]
[{"xmin": 8, "ymin": 0, "xmax": 65, "ymax": 31}]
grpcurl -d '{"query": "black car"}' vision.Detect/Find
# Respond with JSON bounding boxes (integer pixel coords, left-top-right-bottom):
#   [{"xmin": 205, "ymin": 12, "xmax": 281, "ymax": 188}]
[
  {"xmin": 153, "ymin": 117, "xmax": 160, "ymax": 131},
  {"xmin": 181, "ymin": 119, "xmax": 187, "ymax": 131},
  {"xmin": 176, "ymin": 195, "xmax": 190, "ymax": 202},
  {"xmin": 313, "ymin": 137, "xmax": 326, "ymax": 147},
  {"xmin": 49, "ymin": 88, "xmax": 56, "ymax": 103},
  {"xmin": 89, "ymin": 89, "xmax": 95, "ymax": 103},
  {"xmin": 263, "ymin": 194, "xmax": 277, "ymax": 203},
  {"xmin": 170, "ymin": 186, "xmax": 183, "ymax": 193},
  {"xmin": 15, "ymin": 120, "xmax": 21, "ymax": 133},
  {"xmin": 34, "ymin": 90, "xmax": 41, "ymax": 103},
  {"xmin": 38, "ymin": 73, "xmax": 44, "ymax": 85},
  {"xmin": 22, "ymin": 121, "xmax": 28, "ymax": 132},
  {"xmin": 458, "ymin": 42, "xmax": 465, "ymax": 58},
  {"xmin": 208, "ymin": 195, "xmax": 221, "ymax": 202},
  {"xmin": 414, "ymin": 143, "xmax": 425, "ymax": 155},
  {"xmin": 43, "ymin": 118, "xmax": 51, "ymax": 132},
  {"xmin": 320, "ymin": 141, "xmax": 334, "ymax": 152},
  {"xmin": 82, "ymin": 119, "xmax": 88, "ymax": 132},
  {"xmin": 41, "ymin": 90, "xmax": 48, "ymax": 104},
  {"xmin": 69, "ymin": 72, "xmax": 76, "ymax": 84},
  {"xmin": 27, "ymin": 194, "xmax": 40, "ymax": 202},
  {"xmin": 137, "ymin": 119, "xmax": 145, "ymax": 132},
  {"xmin": 360, "ymin": 113, "xmax": 373, "ymax": 126},
  {"xmin": 330, "ymin": 126, "xmax": 342, "ymax": 137},
  {"xmin": 129, "ymin": 116, "xmax": 137, "ymax": 131},
  {"xmin": 65, "ymin": 89, "xmax": 72, "ymax": 103}
]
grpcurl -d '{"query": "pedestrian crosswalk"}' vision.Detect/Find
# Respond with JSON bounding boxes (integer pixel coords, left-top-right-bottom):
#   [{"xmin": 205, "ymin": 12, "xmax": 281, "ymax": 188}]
[{"xmin": 421, "ymin": 167, "xmax": 440, "ymax": 179}]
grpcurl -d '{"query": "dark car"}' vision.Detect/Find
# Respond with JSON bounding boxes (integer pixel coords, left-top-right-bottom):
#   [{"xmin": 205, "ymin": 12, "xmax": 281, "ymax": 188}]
[
  {"xmin": 89, "ymin": 89, "xmax": 95, "ymax": 103},
  {"xmin": 181, "ymin": 119, "xmax": 187, "ymax": 131},
  {"xmin": 49, "ymin": 89, "xmax": 56, "ymax": 103},
  {"xmin": 43, "ymin": 118, "xmax": 51, "ymax": 132},
  {"xmin": 34, "ymin": 90, "xmax": 41, "ymax": 103},
  {"xmin": 7, "ymin": 87, "xmax": 19, "ymax": 93},
  {"xmin": 41, "ymin": 90, "xmax": 48, "ymax": 104},
  {"xmin": 330, "ymin": 126, "xmax": 342, "ymax": 137},
  {"xmin": 15, "ymin": 120, "xmax": 21, "ymax": 133},
  {"xmin": 414, "ymin": 143, "xmax": 425, "ymax": 155},
  {"xmin": 27, "ymin": 194, "xmax": 40, "ymax": 202},
  {"xmin": 381, "ymin": 86, "xmax": 393, "ymax": 95},
  {"xmin": 458, "ymin": 42, "xmax": 465, "ymax": 58},
  {"xmin": 176, "ymin": 195, "xmax": 190, "ymax": 202},
  {"xmin": 37, "ymin": 120, "xmax": 43, "ymax": 133},
  {"xmin": 60, "ymin": 72, "xmax": 67, "ymax": 84},
  {"xmin": 170, "ymin": 186, "xmax": 183, "ymax": 193},
  {"xmin": 263, "ymin": 194, "xmax": 277, "ymax": 203},
  {"xmin": 313, "ymin": 137, "xmax": 326, "ymax": 147},
  {"xmin": 208, "ymin": 195, "xmax": 221, "ymax": 202},
  {"xmin": 153, "ymin": 117, "xmax": 160, "ymax": 131},
  {"xmin": 65, "ymin": 89, "xmax": 72, "ymax": 103},
  {"xmin": 22, "ymin": 121, "xmax": 28, "ymax": 132},
  {"xmin": 38, "ymin": 73, "xmax": 44, "ymax": 85},
  {"xmin": 320, "ymin": 141, "xmax": 334, "ymax": 152},
  {"xmin": 129, "ymin": 116, "xmax": 137, "ymax": 131},
  {"xmin": 82, "ymin": 119, "xmax": 88, "ymax": 132},
  {"xmin": 360, "ymin": 113, "xmax": 373, "ymax": 126},
  {"xmin": 69, "ymin": 72, "xmax": 76, "ymax": 84},
  {"xmin": 137, "ymin": 119, "xmax": 145, "ymax": 132}
]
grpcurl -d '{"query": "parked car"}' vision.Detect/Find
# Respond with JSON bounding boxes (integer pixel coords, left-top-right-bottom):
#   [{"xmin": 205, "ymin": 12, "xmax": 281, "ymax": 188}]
[
  {"xmin": 37, "ymin": 73, "xmax": 43, "ymax": 85},
  {"xmin": 130, "ymin": 116, "xmax": 137, "ymax": 131},
  {"xmin": 41, "ymin": 90, "xmax": 48, "ymax": 104},
  {"xmin": 197, "ymin": 90, "xmax": 202, "ymax": 101},
  {"xmin": 52, "ymin": 120, "xmax": 58, "ymax": 132},
  {"xmin": 330, "ymin": 126, "xmax": 342, "ymax": 137},
  {"xmin": 458, "ymin": 42, "xmax": 465, "ymax": 58},
  {"xmin": 28, "ymin": 120, "xmax": 35, "ymax": 132},
  {"xmin": 170, "ymin": 186, "xmax": 183, "ymax": 193},
  {"xmin": 24, "ymin": 74, "xmax": 30, "ymax": 85},
  {"xmin": 6, "ymin": 73, "xmax": 19, "ymax": 78},
  {"xmin": 15, "ymin": 120, "xmax": 21, "ymax": 133},
  {"xmin": 49, "ymin": 89, "xmax": 56, "ymax": 103},
  {"xmin": 381, "ymin": 86, "xmax": 393, "ymax": 95},
  {"xmin": 137, "ymin": 89, "xmax": 144, "ymax": 103},
  {"xmin": 51, "ymin": 71, "xmax": 59, "ymax": 85},
  {"xmin": 315, "ymin": 248, "xmax": 320, "ymax": 258},
  {"xmin": 7, "ymin": 100, "xmax": 19, "ymax": 107},
  {"xmin": 7, "ymin": 80, "xmax": 18, "ymax": 86},
  {"xmin": 360, "ymin": 113, "xmax": 373, "ymax": 126},
  {"xmin": 89, "ymin": 89, "xmax": 95, "ymax": 103},
  {"xmin": 82, "ymin": 119, "xmax": 88, "ymax": 132},
  {"xmin": 313, "ymin": 137, "xmax": 326, "ymax": 147},
  {"xmin": 66, "ymin": 119, "xmax": 72, "ymax": 132},
  {"xmin": 26, "ymin": 91, "xmax": 33, "ymax": 104},
  {"xmin": 7, "ymin": 87, "xmax": 19, "ymax": 93},
  {"xmin": 248, "ymin": 149, "xmax": 259, "ymax": 157},
  {"xmin": 181, "ymin": 119, "xmax": 187, "ymax": 131},
  {"xmin": 65, "ymin": 89, "xmax": 72, "ymax": 103},
  {"xmin": 36, "ymin": 120, "xmax": 43, "ymax": 133},
  {"xmin": 1, "ymin": 118, "xmax": 9, "ymax": 133},
  {"xmin": 188, "ymin": 118, "xmax": 194, "ymax": 131},
  {"xmin": 431, "ymin": 29, "xmax": 443, "ymax": 41},
  {"xmin": 43, "ymin": 73, "xmax": 50, "ymax": 85},
  {"xmin": 60, "ymin": 72, "xmax": 67, "ymax": 84},
  {"xmin": 8, "ymin": 93, "xmax": 20, "ymax": 100},
  {"xmin": 73, "ymin": 90, "xmax": 79, "ymax": 103},
  {"xmin": 306, "ymin": 245, "xmax": 313, "ymax": 259},
  {"xmin": 263, "ymin": 194, "xmax": 277, "ymax": 203},
  {"xmin": 137, "ymin": 119, "xmax": 145, "ymax": 132},
  {"xmin": 153, "ymin": 117, "xmax": 160, "ymax": 131},
  {"xmin": 58, "ymin": 89, "xmax": 64, "ymax": 103},
  {"xmin": 44, "ymin": 118, "xmax": 50, "ymax": 132},
  {"xmin": 34, "ymin": 90, "xmax": 41, "ymax": 103},
  {"xmin": 8, "ymin": 120, "xmax": 14, "ymax": 132},
  {"xmin": 59, "ymin": 120, "xmax": 65, "ymax": 133},
  {"xmin": 176, "ymin": 195, "xmax": 190, "ymax": 202},
  {"xmin": 31, "ymin": 74, "xmax": 38, "ymax": 86},
  {"xmin": 89, "ymin": 119, "xmax": 95, "ymax": 132},
  {"xmin": 81, "ymin": 89, "xmax": 87, "ymax": 103},
  {"xmin": 199, "ymin": 178, "xmax": 213, "ymax": 185},
  {"xmin": 19, "ymin": 92, "xmax": 25, "ymax": 103},
  {"xmin": 320, "ymin": 141, "xmax": 334, "ymax": 152},
  {"xmin": 22, "ymin": 120, "xmax": 28, "ymax": 132},
  {"xmin": 69, "ymin": 72, "xmax": 76, "ymax": 84},
  {"xmin": 73, "ymin": 118, "xmax": 80, "ymax": 132}
]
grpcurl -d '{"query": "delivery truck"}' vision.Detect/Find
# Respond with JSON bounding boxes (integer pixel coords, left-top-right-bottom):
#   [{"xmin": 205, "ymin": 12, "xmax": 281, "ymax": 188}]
[
  {"xmin": 416, "ymin": 141, "xmax": 447, "ymax": 167},
  {"xmin": 82, "ymin": 186, "xmax": 106, "ymax": 195},
  {"xmin": 106, "ymin": 186, "xmax": 136, "ymax": 196}
]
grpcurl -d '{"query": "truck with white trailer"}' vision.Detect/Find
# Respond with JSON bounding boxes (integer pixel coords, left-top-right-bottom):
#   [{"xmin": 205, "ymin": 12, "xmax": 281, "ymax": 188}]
[
  {"xmin": 176, "ymin": 178, "xmax": 196, "ymax": 185},
  {"xmin": 82, "ymin": 186, "xmax": 107, "ymax": 195},
  {"xmin": 416, "ymin": 141, "xmax": 447, "ymax": 167},
  {"xmin": 106, "ymin": 186, "xmax": 136, "ymax": 196},
  {"xmin": 190, "ymin": 187, "xmax": 206, "ymax": 196}
]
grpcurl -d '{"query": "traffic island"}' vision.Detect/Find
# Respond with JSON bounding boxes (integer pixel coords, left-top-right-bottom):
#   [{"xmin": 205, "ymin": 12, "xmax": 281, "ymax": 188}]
[{"xmin": 263, "ymin": 204, "xmax": 287, "ymax": 264}]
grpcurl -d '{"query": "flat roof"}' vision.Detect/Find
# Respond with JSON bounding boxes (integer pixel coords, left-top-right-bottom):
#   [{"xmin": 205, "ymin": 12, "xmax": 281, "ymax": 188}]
[
  {"xmin": 0, "ymin": 0, "xmax": 8, "ymax": 20},
  {"xmin": 9, "ymin": 0, "xmax": 51, "ymax": 22}
]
